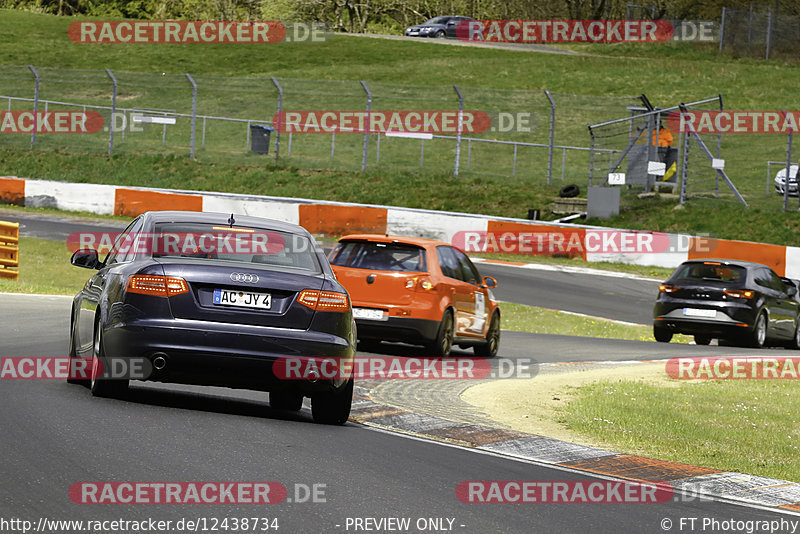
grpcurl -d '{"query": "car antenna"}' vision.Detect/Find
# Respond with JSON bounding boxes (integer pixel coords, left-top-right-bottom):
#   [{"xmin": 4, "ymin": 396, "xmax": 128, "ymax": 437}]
[{"xmin": 228, "ymin": 213, "xmax": 235, "ymax": 227}]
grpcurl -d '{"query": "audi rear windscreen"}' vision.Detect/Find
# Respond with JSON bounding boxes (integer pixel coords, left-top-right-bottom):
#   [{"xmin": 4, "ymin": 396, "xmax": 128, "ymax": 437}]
[{"xmin": 150, "ymin": 222, "xmax": 321, "ymax": 273}]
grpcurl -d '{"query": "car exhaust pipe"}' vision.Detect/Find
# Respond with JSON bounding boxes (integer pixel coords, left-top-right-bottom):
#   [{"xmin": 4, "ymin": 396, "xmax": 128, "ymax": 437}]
[
  {"xmin": 307, "ymin": 369, "xmax": 320, "ymax": 384},
  {"xmin": 152, "ymin": 353, "xmax": 167, "ymax": 371}
]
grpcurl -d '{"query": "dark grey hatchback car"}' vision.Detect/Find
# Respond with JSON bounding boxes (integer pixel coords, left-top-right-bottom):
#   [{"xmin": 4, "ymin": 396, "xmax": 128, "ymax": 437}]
[
  {"xmin": 405, "ymin": 16, "xmax": 475, "ymax": 38},
  {"xmin": 653, "ymin": 259, "xmax": 800, "ymax": 348},
  {"xmin": 68, "ymin": 211, "xmax": 356, "ymax": 424}
]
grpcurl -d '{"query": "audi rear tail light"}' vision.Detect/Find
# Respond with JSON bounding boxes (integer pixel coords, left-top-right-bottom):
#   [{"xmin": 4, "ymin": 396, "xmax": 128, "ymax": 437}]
[
  {"xmin": 127, "ymin": 275, "xmax": 189, "ymax": 297},
  {"xmin": 297, "ymin": 289, "xmax": 350, "ymax": 312}
]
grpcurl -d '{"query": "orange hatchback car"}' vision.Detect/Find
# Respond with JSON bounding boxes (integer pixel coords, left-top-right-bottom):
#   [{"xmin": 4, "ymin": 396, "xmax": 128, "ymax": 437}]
[{"xmin": 328, "ymin": 235, "xmax": 500, "ymax": 357}]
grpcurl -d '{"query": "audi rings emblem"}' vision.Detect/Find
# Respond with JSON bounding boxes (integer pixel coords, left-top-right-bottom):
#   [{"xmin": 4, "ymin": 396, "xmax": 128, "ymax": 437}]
[{"xmin": 230, "ymin": 272, "xmax": 259, "ymax": 284}]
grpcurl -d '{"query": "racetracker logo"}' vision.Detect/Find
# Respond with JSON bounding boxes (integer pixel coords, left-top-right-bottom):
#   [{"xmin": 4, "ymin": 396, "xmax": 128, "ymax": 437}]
[
  {"xmin": 66, "ymin": 231, "xmax": 303, "ymax": 256},
  {"xmin": 0, "ymin": 111, "xmax": 104, "ymax": 134},
  {"xmin": 453, "ymin": 20, "xmax": 716, "ymax": 43},
  {"xmin": 272, "ymin": 111, "xmax": 493, "ymax": 134},
  {"xmin": 666, "ymin": 357, "xmax": 800, "ymax": 379},
  {"xmin": 69, "ymin": 482, "xmax": 288, "ymax": 504},
  {"xmin": 273, "ymin": 356, "xmax": 536, "ymax": 380},
  {"xmin": 67, "ymin": 21, "xmax": 326, "ymax": 44},
  {"xmin": 667, "ymin": 110, "xmax": 800, "ymax": 134},
  {"xmin": 452, "ymin": 230, "xmax": 714, "ymax": 256},
  {"xmin": 456, "ymin": 481, "xmax": 673, "ymax": 503},
  {"xmin": 0, "ymin": 357, "xmax": 152, "ymax": 380}
]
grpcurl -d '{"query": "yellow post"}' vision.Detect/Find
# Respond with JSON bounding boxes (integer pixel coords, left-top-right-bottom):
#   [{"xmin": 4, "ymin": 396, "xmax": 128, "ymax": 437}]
[{"xmin": 0, "ymin": 221, "xmax": 19, "ymax": 280}]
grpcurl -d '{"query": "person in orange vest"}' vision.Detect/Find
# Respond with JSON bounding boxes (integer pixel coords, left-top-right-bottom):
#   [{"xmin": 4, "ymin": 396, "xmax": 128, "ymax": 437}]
[
  {"xmin": 652, "ymin": 124, "xmax": 676, "ymax": 181},
  {"xmin": 652, "ymin": 124, "xmax": 673, "ymax": 148}
]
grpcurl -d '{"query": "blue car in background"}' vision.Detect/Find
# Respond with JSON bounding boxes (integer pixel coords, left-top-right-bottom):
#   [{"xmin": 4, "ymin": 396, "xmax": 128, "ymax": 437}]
[{"xmin": 405, "ymin": 16, "xmax": 475, "ymax": 38}]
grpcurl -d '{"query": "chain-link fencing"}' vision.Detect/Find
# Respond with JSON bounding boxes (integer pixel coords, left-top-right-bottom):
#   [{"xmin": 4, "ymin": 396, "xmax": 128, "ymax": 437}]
[
  {"xmin": 587, "ymin": 95, "xmax": 748, "ymax": 204},
  {"xmin": 719, "ymin": 6, "xmax": 800, "ymax": 60},
  {"xmin": 4, "ymin": 65, "xmax": 745, "ymax": 199}
]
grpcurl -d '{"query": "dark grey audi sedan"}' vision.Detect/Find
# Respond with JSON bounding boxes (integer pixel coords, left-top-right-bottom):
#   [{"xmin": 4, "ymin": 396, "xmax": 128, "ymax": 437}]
[
  {"xmin": 68, "ymin": 211, "xmax": 356, "ymax": 425},
  {"xmin": 653, "ymin": 259, "xmax": 800, "ymax": 348}
]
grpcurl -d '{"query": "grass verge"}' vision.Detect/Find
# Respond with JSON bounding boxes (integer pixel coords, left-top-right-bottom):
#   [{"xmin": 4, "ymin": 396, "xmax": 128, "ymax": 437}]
[
  {"xmin": 560, "ymin": 378, "xmax": 800, "ymax": 482},
  {"xmin": 474, "ymin": 252, "xmax": 672, "ymax": 280},
  {"xmin": 0, "ymin": 236, "xmax": 89, "ymax": 295},
  {"xmin": 500, "ymin": 301, "xmax": 688, "ymax": 343}
]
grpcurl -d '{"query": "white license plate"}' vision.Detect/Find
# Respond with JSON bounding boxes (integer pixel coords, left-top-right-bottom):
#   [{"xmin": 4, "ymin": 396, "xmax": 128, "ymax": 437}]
[
  {"xmin": 213, "ymin": 289, "xmax": 271, "ymax": 310},
  {"xmin": 353, "ymin": 307, "xmax": 387, "ymax": 321},
  {"xmin": 683, "ymin": 308, "xmax": 716, "ymax": 318}
]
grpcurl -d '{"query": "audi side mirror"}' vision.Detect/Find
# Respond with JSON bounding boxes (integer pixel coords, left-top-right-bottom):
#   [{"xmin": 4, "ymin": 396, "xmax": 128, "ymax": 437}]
[{"xmin": 71, "ymin": 249, "xmax": 101, "ymax": 270}]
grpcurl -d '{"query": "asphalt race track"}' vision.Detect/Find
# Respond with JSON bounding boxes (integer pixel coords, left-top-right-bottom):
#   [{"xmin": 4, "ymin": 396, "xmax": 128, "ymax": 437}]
[
  {"xmin": 3, "ymin": 292, "xmax": 798, "ymax": 533},
  {"xmin": 2, "ymin": 212, "xmax": 798, "ymax": 532}
]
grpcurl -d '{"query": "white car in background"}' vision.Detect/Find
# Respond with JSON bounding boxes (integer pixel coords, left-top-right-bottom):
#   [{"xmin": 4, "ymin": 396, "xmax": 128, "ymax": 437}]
[{"xmin": 775, "ymin": 164, "xmax": 799, "ymax": 196}]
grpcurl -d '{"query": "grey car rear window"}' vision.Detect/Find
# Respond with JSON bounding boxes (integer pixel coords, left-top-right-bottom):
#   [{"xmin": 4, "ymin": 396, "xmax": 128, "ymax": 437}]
[{"xmin": 152, "ymin": 222, "xmax": 321, "ymax": 273}]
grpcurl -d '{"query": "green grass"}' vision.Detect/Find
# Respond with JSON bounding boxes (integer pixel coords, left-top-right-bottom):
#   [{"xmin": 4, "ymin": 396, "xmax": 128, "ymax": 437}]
[
  {"xmin": 0, "ymin": 203, "xmax": 130, "ymax": 223},
  {"xmin": 475, "ymin": 251, "xmax": 673, "ymax": 279},
  {"xmin": 561, "ymin": 378, "xmax": 800, "ymax": 482},
  {"xmin": 1, "ymin": 9, "xmax": 800, "ymax": 247},
  {"xmin": 0, "ymin": 236, "xmax": 90, "ymax": 295},
  {"xmin": 500, "ymin": 301, "xmax": 689, "ymax": 343}
]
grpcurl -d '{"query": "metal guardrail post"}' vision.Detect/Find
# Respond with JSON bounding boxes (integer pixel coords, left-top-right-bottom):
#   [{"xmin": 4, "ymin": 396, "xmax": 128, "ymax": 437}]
[
  {"xmin": 715, "ymin": 94, "xmax": 723, "ymax": 196},
  {"xmin": 679, "ymin": 131, "xmax": 689, "ymax": 205},
  {"xmin": 718, "ymin": 7, "xmax": 726, "ymax": 54},
  {"xmin": 765, "ymin": 11, "xmax": 772, "ymax": 60},
  {"xmin": 453, "ymin": 85, "xmax": 463, "ymax": 177},
  {"xmin": 271, "ymin": 77, "xmax": 282, "ymax": 165},
  {"xmin": 186, "ymin": 73, "xmax": 197, "ymax": 159},
  {"xmin": 0, "ymin": 221, "xmax": 20, "ymax": 280},
  {"xmin": 784, "ymin": 129, "xmax": 793, "ymax": 212},
  {"xmin": 544, "ymin": 90, "xmax": 556, "ymax": 185},
  {"xmin": 588, "ymin": 126, "xmax": 595, "ymax": 186},
  {"xmin": 360, "ymin": 81, "xmax": 371, "ymax": 171},
  {"xmin": 28, "ymin": 65, "xmax": 39, "ymax": 149},
  {"xmin": 105, "ymin": 69, "xmax": 117, "ymax": 155}
]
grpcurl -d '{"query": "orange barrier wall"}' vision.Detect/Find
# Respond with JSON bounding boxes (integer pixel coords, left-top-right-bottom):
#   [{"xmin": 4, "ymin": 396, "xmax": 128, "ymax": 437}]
[
  {"xmin": 689, "ymin": 238, "xmax": 787, "ymax": 276},
  {"xmin": 0, "ymin": 177, "xmax": 25, "ymax": 206},
  {"xmin": 299, "ymin": 204, "xmax": 387, "ymax": 235},
  {"xmin": 114, "ymin": 188, "xmax": 203, "ymax": 217}
]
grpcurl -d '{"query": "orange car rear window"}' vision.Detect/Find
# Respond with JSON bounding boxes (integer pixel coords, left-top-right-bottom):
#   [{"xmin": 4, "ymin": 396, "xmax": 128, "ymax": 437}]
[{"xmin": 330, "ymin": 241, "xmax": 428, "ymax": 272}]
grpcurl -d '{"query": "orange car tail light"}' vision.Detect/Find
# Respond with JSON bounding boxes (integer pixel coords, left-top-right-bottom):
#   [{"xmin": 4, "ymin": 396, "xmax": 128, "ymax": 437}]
[
  {"xmin": 127, "ymin": 275, "xmax": 189, "ymax": 297},
  {"xmin": 724, "ymin": 289, "xmax": 754, "ymax": 299},
  {"xmin": 297, "ymin": 289, "xmax": 350, "ymax": 312},
  {"xmin": 659, "ymin": 284, "xmax": 680, "ymax": 294},
  {"xmin": 405, "ymin": 276, "xmax": 435, "ymax": 291}
]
